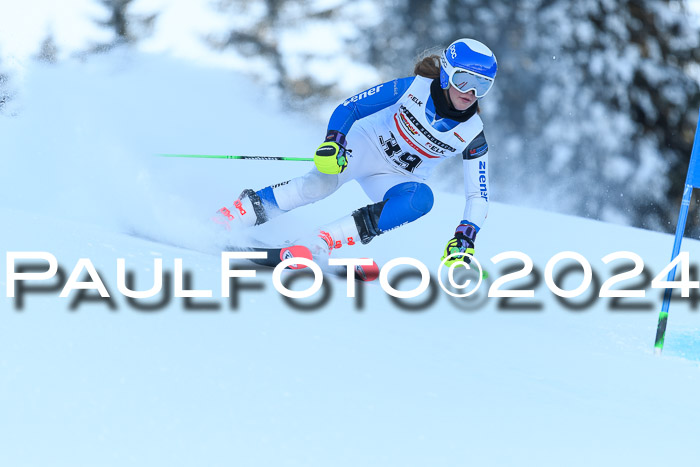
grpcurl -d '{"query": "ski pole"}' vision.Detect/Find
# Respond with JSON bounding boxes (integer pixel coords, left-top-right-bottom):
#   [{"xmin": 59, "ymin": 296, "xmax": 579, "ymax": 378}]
[
  {"xmin": 654, "ymin": 106, "xmax": 700, "ymax": 355},
  {"xmin": 158, "ymin": 153, "xmax": 313, "ymax": 162}
]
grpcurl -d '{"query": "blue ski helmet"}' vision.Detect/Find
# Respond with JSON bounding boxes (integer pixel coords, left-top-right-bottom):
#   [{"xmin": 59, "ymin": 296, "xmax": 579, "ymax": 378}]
[{"xmin": 440, "ymin": 38, "xmax": 497, "ymax": 98}]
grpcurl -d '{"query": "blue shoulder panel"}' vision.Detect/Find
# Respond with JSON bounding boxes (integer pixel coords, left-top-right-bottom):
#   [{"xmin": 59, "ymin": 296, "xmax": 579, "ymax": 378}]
[{"xmin": 328, "ymin": 77, "xmax": 415, "ymax": 135}]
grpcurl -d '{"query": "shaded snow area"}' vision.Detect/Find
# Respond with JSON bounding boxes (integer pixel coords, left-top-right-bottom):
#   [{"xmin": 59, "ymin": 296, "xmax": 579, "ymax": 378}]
[{"xmin": 1, "ymin": 52, "xmax": 700, "ymax": 466}]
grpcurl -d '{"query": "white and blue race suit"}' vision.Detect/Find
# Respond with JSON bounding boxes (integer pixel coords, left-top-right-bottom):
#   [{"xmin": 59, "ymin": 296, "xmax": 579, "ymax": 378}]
[{"xmin": 259, "ymin": 75, "xmax": 490, "ymax": 235}]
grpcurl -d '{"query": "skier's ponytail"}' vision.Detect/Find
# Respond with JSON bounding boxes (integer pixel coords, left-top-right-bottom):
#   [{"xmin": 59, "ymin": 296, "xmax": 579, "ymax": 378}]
[{"xmin": 413, "ymin": 55, "xmax": 441, "ymax": 79}]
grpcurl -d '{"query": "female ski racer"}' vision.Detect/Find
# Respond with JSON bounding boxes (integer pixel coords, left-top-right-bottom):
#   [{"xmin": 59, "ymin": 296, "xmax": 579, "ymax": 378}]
[{"xmin": 217, "ymin": 38, "xmax": 497, "ymax": 266}]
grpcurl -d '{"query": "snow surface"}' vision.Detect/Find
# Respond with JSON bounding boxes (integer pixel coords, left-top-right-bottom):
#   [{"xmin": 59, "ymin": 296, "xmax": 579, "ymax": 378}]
[{"xmin": 1, "ymin": 51, "xmax": 700, "ymax": 466}]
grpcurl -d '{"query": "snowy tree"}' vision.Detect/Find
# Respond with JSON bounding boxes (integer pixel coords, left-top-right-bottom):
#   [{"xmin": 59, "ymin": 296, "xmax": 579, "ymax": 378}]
[
  {"xmin": 90, "ymin": 0, "xmax": 157, "ymax": 52},
  {"xmin": 485, "ymin": 0, "xmax": 700, "ymax": 233},
  {"xmin": 35, "ymin": 34, "xmax": 60, "ymax": 64},
  {"xmin": 0, "ymin": 58, "xmax": 10, "ymax": 114},
  {"xmin": 207, "ymin": 0, "xmax": 382, "ymax": 104}
]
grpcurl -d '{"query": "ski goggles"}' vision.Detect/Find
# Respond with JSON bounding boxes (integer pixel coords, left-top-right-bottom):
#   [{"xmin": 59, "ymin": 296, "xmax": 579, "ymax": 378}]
[{"xmin": 449, "ymin": 69, "xmax": 494, "ymax": 98}]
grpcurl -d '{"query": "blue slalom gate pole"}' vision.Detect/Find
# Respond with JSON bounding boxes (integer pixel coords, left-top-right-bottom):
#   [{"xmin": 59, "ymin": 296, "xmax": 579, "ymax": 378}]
[
  {"xmin": 654, "ymin": 108, "xmax": 700, "ymax": 354},
  {"xmin": 654, "ymin": 185, "xmax": 693, "ymax": 353}
]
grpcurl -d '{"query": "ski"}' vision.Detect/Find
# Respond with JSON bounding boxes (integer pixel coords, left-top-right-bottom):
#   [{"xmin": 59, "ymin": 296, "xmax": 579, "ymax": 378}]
[
  {"xmin": 351, "ymin": 260, "xmax": 380, "ymax": 282},
  {"xmin": 125, "ymin": 229, "xmax": 314, "ymax": 270},
  {"xmin": 226, "ymin": 245, "xmax": 314, "ymax": 270},
  {"xmin": 125, "ymin": 229, "xmax": 377, "ymax": 278},
  {"xmin": 327, "ymin": 259, "xmax": 380, "ymax": 282}
]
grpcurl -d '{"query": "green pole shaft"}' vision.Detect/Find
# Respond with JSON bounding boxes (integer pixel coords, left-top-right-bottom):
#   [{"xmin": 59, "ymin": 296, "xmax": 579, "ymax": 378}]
[{"xmin": 158, "ymin": 154, "xmax": 313, "ymax": 162}]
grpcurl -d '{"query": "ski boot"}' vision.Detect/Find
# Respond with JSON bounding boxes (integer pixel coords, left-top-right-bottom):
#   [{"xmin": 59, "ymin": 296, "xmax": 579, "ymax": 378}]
[
  {"xmin": 296, "ymin": 215, "xmax": 362, "ymax": 260},
  {"xmin": 212, "ymin": 189, "xmax": 270, "ymax": 231},
  {"xmin": 294, "ymin": 215, "xmax": 380, "ymax": 281}
]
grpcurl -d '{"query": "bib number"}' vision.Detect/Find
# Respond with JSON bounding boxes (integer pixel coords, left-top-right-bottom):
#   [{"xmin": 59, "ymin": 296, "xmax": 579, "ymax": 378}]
[{"xmin": 380, "ymin": 132, "xmax": 423, "ymax": 174}]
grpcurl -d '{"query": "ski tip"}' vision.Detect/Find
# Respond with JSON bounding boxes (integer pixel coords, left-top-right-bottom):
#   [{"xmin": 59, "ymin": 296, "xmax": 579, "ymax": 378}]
[
  {"xmin": 280, "ymin": 245, "xmax": 314, "ymax": 270},
  {"xmin": 355, "ymin": 259, "xmax": 380, "ymax": 282}
]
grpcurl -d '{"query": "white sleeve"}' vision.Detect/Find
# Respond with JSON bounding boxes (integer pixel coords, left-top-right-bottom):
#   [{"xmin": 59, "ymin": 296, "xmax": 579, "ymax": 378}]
[{"xmin": 461, "ymin": 131, "xmax": 489, "ymax": 229}]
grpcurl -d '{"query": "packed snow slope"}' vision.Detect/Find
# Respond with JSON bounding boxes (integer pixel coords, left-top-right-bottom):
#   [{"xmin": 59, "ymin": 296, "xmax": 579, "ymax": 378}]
[{"xmin": 1, "ymin": 51, "xmax": 700, "ymax": 467}]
